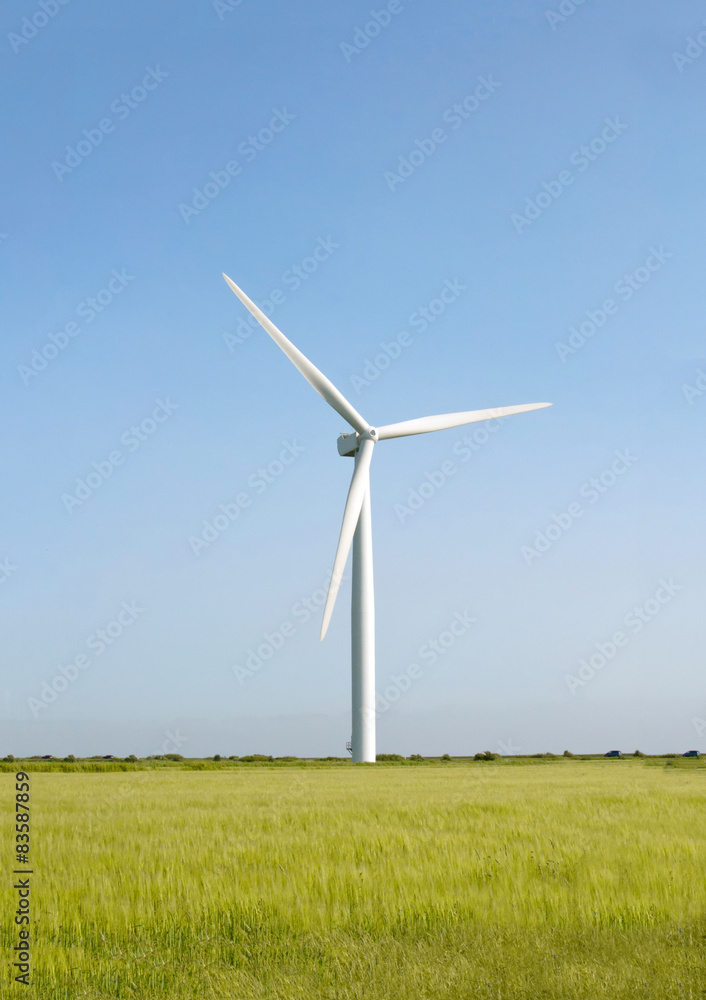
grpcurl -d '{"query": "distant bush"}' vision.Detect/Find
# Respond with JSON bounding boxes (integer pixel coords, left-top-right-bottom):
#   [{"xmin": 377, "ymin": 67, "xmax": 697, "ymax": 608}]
[
  {"xmin": 322, "ymin": 756, "xmax": 346, "ymax": 761},
  {"xmin": 276, "ymin": 756, "xmax": 299, "ymax": 761},
  {"xmin": 474, "ymin": 751, "xmax": 498, "ymax": 761},
  {"xmin": 125, "ymin": 754, "xmax": 138, "ymax": 763},
  {"xmin": 408, "ymin": 754, "xmax": 424, "ymax": 761},
  {"xmin": 441, "ymin": 753, "xmax": 452, "ymax": 761},
  {"xmin": 228, "ymin": 756, "xmax": 239, "ymax": 760},
  {"xmin": 633, "ymin": 750, "xmax": 645, "ymax": 757},
  {"xmin": 64, "ymin": 755, "xmax": 76, "ymax": 763},
  {"xmin": 376, "ymin": 754, "xmax": 404, "ymax": 762},
  {"xmin": 240, "ymin": 755, "xmax": 274, "ymax": 762},
  {"xmin": 563, "ymin": 750, "xmax": 573, "ymax": 757},
  {"xmin": 212, "ymin": 754, "xmax": 221, "ymax": 761},
  {"xmin": 163, "ymin": 753, "xmax": 184, "ymax": 762},
  {"xmin": 3, "ymin": 754, "xmax": 15, "ymax": 763}
]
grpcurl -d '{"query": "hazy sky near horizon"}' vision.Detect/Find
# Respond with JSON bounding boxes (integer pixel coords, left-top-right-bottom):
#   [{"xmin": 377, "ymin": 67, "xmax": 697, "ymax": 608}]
[{"xmin": 2, "ymin": 0, "xmax": 705, "ymax": 757}]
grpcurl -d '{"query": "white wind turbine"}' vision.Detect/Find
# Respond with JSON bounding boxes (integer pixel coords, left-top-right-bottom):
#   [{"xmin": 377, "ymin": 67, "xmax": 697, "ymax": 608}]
[{"xmin": 223, "ymin": 274, "xmax": 551, "ymax": 763}]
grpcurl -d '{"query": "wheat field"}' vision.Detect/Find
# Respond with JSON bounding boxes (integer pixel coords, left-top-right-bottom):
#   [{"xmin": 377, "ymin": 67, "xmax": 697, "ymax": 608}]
[{"xmin": 1, "ymin": 760, "xmax": 705, "ymax": 998}]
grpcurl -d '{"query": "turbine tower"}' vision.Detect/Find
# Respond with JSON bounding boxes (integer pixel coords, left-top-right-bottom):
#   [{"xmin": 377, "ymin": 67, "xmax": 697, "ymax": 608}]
[{"xmin": 223, "ymin": 274, "xmax": 551, "ymax": 763}]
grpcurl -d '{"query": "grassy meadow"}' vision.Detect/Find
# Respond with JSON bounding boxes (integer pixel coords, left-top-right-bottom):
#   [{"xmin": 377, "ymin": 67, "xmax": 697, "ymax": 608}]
[{"xmin": 2, "ymin": 759, "xmax": 705, "ymax": 998}]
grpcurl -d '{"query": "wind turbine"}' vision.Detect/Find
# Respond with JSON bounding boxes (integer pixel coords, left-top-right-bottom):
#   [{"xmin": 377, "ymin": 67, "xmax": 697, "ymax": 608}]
[{"xmin": 223, "ymin": 274, "xmax": 551, "ymax": 763}]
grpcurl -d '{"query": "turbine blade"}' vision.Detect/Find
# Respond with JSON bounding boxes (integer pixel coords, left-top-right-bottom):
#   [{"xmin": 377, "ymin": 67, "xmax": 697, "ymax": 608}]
[
  {"xmin": 376, "ymin": 402, "xmax": 552, "ymax": 440},
  {"xmin": 222, "ymin": 273, "xmax": 370, "ymax": 434},
  {"xmin": 320, "ymin": 437, "xmax": 375, "ymax": 640}
]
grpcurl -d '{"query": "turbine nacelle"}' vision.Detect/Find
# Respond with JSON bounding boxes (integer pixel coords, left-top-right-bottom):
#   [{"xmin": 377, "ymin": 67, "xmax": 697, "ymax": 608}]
[{"xmin": 337, "ymin": 429, "xmax": 378, "ymax": 457}]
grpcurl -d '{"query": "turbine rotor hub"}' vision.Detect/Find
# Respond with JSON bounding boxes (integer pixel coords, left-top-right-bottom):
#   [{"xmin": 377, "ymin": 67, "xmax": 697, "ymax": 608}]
[{"xmin": 337, "ymin": 428, "xmax": 377, "ymax": 457}]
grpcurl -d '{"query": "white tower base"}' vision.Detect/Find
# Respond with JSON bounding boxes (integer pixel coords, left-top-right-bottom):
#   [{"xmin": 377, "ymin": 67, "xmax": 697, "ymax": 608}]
[{"xmin": 351, "ymin": 471, "xmax": 375, "ymax": 763}]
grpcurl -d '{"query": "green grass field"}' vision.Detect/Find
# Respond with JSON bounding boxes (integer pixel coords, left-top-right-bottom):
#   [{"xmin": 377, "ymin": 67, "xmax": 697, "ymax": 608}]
[{"xmin": 2, "ymin": 760, "xmax": 705, "ymax": 998}]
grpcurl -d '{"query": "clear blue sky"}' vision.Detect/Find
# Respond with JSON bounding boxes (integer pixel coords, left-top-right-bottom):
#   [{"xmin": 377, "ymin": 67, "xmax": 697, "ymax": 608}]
[{"xmin": 2, "ymin": 0, "xmax": 705, "ymax": 756}]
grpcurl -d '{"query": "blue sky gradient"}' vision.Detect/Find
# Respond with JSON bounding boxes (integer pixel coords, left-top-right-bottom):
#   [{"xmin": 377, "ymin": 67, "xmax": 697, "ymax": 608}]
[{"xmin": 2, "ymin": 0, "xmax": 705, "ymax": 756}]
